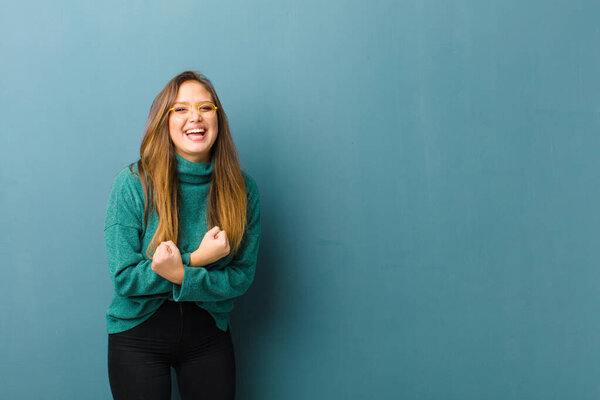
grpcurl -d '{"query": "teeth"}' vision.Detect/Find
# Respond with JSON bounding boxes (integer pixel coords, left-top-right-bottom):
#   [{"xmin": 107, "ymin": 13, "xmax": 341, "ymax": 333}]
[{"xmin": 186, "ymin": 129, "xmax": 205, "ymax": 134}]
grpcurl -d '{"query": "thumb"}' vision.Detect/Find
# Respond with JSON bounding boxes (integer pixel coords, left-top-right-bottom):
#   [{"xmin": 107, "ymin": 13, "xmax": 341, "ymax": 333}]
[
  {"xmin": 153, "ymin": 244, "xmax": 164, "ymax": 258},
  {"xmin": 207, "ymin": 226, "xmax": 221, "ymax": 237}
]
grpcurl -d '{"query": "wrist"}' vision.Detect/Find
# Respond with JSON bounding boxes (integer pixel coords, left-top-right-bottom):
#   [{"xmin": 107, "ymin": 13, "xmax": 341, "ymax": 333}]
[
  {"xmin": 190, "ymin": 249, "xmax": 209, "ymax": 267},
  {"xmin": 176, "ymin": 266, "xmax": 184, "ymax": 285}
]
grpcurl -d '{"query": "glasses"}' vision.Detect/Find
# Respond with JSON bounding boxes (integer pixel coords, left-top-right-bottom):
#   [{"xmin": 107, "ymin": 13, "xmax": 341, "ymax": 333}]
[{"xmin": 168, "ymin": 102, "xmax": 218, "ymax": 119}]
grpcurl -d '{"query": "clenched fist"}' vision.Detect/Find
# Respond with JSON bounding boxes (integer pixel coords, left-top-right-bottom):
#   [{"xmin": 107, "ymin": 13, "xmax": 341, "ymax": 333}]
[
  {"xmin": 151, "ymin": 241, "xmax": 184, "ymax": 284},
  {"xmin": 190, "ymin": 226, "xmax": 231, "ymax": 267}
]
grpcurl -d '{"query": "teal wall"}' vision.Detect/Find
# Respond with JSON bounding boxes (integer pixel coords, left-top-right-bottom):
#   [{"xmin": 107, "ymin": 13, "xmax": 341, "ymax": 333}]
[{"xmin": 1, "ymin": 1, "xmax": 599, "ymax": 398}]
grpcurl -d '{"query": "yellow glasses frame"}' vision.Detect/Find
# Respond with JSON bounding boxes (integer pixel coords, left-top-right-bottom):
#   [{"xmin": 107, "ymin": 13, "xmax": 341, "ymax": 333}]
[{"xmin": 168, "ymin": 102, "xmax": 219, "ymax": 119}]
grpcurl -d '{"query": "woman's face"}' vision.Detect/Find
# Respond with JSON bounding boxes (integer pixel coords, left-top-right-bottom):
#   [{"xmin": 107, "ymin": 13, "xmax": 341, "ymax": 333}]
[{"xmin": 168, "ymin": 80, "xmax": 219, "ymax": 163}]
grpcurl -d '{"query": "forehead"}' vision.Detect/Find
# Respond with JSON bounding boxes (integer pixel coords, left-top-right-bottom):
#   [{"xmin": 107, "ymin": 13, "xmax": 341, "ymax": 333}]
[{"xmin": 175, "ymin": 81, "xmax": 213, "ymax": 102}]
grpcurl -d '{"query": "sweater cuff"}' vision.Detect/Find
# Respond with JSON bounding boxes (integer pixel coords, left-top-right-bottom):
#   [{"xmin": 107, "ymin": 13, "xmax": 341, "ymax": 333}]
[
  {"xmin": 173, "ymin": 265, "xmax": 207, "ymax": 301},
  {"xmin": 181, "ymin": 252, "xmax": 191, "ymax": 267}
]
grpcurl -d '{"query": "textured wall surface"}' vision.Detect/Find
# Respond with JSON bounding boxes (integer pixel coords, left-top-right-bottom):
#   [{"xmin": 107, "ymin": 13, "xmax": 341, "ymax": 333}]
[{"xmin": 1, "ymin": 1, "xmax": 599, "ymax": 398}]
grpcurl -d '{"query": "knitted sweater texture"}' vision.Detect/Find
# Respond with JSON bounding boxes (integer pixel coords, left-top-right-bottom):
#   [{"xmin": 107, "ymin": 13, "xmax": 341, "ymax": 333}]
[{"xmin": 104, "ymin": 153, "xmax": 260, "ymax": 334}]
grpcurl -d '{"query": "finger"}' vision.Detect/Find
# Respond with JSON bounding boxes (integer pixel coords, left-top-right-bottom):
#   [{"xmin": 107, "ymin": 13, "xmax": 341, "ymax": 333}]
[{"xmin": 165, "ymin": 241, "xmax": 179, "ymax": 254}]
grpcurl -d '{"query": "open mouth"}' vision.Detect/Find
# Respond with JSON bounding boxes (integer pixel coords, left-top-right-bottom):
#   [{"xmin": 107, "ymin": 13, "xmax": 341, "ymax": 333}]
[{"xmin": 185, "ymin": 128, "xmax": 206, "ymax": 140}]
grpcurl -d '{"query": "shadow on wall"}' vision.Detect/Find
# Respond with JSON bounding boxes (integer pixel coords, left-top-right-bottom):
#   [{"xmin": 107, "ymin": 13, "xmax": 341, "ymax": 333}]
[{"xmin": 231, "ymin": 166, "xmax": 296, "ymax": 398}]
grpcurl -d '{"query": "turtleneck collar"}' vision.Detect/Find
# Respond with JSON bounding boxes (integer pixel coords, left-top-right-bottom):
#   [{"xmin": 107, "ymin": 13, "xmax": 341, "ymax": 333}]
[{"xmin": 175, "ymin": 152, "xmax": 214, "ymax": 184}]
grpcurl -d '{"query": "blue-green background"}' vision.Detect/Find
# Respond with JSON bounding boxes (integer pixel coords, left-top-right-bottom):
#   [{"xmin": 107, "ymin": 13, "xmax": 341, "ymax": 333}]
[{"xmin": 1, "ymin": 1, "xmax": 599, "ymax": 399}]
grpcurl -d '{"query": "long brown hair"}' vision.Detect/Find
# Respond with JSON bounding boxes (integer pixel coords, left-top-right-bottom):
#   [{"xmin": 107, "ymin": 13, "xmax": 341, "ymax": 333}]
[{"xmin": 130, "ymin": 71, "xmax": 247, "ymax": 258}]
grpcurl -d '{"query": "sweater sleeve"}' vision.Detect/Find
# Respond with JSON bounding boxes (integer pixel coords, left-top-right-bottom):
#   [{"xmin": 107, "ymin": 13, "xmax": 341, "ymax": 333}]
[
  {"xmin": 104, "ymin": 168, "xmax": 173, "ymax": 298},
  {"xmin": 172, "ymin": 174, "xmax": 261, "ymax": 302}
]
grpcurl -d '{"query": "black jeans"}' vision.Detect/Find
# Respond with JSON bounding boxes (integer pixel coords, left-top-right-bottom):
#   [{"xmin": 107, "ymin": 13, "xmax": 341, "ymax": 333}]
[{"xmin": 108, "ymin": 300, "xmax": 235, "ymax": 399}]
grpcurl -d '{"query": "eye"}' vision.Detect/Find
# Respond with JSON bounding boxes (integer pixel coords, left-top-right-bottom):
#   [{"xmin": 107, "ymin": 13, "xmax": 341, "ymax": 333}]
[
  {"xmin": 200, "ymin": 105, "xmax": 213, "ymax": 112},
  {"xmin": 172, "ymin": 104, "xmax": 189, "ymax": 113}
]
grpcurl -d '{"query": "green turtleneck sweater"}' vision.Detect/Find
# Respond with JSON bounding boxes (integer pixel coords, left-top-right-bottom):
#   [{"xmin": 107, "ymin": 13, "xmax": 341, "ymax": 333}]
[{"xmin": 104, "ymin": 153, "xmax": 260, "ymax": 334}]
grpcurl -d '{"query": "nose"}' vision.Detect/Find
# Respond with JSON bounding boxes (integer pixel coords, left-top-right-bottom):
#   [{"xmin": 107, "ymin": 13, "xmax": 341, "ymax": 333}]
[{"xmin": 189, "ymin": 106, "xmax": 203, "ymax": 121}]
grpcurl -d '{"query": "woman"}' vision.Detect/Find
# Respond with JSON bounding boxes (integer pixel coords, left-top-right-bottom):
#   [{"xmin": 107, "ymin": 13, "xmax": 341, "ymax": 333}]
[{"xmin": 104, "ymin": 70, "xmax": 261, "ymax": 399}]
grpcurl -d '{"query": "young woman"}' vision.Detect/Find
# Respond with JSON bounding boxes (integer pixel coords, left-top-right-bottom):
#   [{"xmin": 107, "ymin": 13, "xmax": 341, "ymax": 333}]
[{"xmin": 104, "ymin": 71, "xmax": 261, "ymax": 399}]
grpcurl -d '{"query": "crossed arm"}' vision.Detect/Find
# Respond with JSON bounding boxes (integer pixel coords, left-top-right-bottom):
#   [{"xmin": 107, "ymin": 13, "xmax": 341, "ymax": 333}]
[
  {"xmin": 105, "ymin": 172, "xmax": 261, "ymax": 303},
  {"xmin": 151, "ymin": 225, "xmax": 230, "ymax": 285}
]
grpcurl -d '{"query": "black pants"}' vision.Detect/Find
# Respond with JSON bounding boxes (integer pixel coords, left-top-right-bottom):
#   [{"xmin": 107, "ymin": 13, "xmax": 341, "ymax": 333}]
[{"xmin": 108, "ymin": 300, "xmax": 236, "ymax": 399}]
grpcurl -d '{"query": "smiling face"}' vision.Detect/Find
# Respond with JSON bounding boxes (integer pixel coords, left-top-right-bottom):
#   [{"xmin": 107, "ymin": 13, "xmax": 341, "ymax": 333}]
[{"xmin": 168, "ymin": 80, "xmax": 219, "ymax": 163}]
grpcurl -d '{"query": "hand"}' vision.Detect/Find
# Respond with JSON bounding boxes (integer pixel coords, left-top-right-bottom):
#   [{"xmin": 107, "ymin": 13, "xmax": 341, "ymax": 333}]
[
  {"xmin": 151, "ymin": 241, "xmax": 184, "ymax": 285},
  {"xmin": 191, "ymin": 226, "xmax": 231, "ymax": 267}
]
